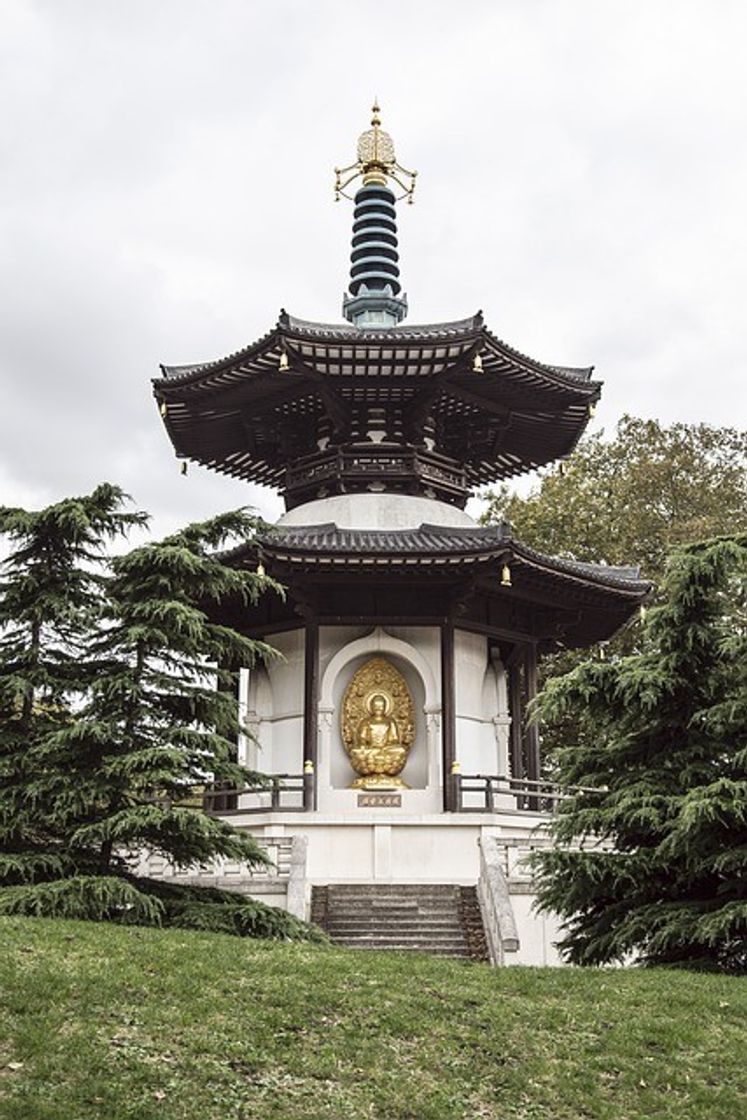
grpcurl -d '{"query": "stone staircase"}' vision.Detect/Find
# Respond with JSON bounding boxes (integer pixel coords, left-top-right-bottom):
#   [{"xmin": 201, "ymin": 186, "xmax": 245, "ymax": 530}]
[{"xmin": 311, "ymin": 884, "xmax": 488, "ymax": 960}]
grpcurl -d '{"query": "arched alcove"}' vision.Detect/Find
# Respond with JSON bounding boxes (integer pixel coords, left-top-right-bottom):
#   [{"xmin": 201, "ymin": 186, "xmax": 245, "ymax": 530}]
[
  {"xmin": 320, "ymin": 626, "xmax": 438, "ymax": 711},
  {"xmin": 318, "ymin": 627, "xmax": 441, "ymax": 796}
]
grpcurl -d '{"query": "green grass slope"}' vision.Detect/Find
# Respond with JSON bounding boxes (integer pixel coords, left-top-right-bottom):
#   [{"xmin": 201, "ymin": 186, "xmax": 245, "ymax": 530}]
[{"xmin": 0, "ymin": 918, "xmax": 745, "ymax": 1120}]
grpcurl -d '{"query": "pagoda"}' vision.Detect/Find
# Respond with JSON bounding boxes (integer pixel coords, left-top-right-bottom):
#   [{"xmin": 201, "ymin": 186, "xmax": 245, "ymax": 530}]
[{"xmin": 151, "ymin": 106, "xmax": 650, "ymax": 963}]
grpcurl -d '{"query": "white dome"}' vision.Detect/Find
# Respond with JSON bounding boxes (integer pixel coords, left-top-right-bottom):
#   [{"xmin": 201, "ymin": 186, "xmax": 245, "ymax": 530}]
[{"xmin": 277, "ymin": 493, "xmax": 476, "ymax": 531}]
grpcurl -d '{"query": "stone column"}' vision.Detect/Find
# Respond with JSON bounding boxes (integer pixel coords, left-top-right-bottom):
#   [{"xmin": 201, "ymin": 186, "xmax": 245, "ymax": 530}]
[
  {"xmin": 523, "ymin": 643, "xmax": 541, "ymax": 784},
  {"xmin": 303, "ymin": 621, "xmax": 319, "ymax": 810},
  {"xmin": 490, "ymin": 649, "xmax": 511, "ymax": 777},
  {"xmin": 441, "ymin": 621, "xmax": 456, "ymax": 811},
  {"xmin": 237, "ymin": 667, "xmax": 261, "ymax": 770},
  {"xmin": 507, "ymin": 651, "xmax": 525, "ymax": 781}
]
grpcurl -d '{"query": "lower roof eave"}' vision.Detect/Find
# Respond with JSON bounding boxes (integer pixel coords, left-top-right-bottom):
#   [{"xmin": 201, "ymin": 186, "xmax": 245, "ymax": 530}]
[{"xmin": 215, "ymin": 523, "xmax": 652, "ymax": 648}]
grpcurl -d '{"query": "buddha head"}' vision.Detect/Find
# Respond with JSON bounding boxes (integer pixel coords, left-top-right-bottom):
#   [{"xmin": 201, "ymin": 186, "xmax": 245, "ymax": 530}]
[{"xmin": 369, "ymin": 693, "xmax": 388, "ymax": 719}]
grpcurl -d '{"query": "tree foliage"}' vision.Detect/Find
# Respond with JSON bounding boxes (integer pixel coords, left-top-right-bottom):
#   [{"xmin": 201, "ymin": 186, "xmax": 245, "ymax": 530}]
[
  {"xmin": 0, "ymin": 486, "xmax": 323, "ymax": 942},
  {"xmin": 481, "ymin": 415, "xmax": 747, "ymax": 583},
  {"xmin": 481, "ymin": 416, "xmax": 747, "ymax": 760},
  {"xmin": 531, "ymin": 535, "xmax": 747, "ymax": 972}
]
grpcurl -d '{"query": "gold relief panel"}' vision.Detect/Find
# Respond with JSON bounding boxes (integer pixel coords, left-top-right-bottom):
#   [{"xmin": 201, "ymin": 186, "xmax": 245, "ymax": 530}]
[{"xmin": 341, "ymin": 657, "xmax": 415, "ymax": 789}]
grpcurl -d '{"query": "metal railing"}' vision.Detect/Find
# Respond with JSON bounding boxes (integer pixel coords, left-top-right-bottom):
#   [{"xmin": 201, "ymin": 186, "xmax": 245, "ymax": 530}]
[
  {"xmin": 204, "ymin": 771, "xmax": 597, "ymax": 816},
  {"xmin": 283, "ymin": 446, "xmax": 468, "ymax": 504},
  {"xmin": 203, "ymin": 773, "xmax": 312, "ymax": 815},
  {"xmin": 456, "ymin": 773, "xmax": 598, "ymax": 814}
]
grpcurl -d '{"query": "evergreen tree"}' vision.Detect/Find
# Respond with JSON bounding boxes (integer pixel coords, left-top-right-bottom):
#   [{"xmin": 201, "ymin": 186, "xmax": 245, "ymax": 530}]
[
  {"xmin": 532, "ymin": 535, "xmax": 747, "ymax": 971},
  {"xmin": 0, "ymin": 484, "xmax": 146, "ymax": 888},
  {"xmin": 0, "ymin": 490, "xmax": 323, "ymax": 941}
]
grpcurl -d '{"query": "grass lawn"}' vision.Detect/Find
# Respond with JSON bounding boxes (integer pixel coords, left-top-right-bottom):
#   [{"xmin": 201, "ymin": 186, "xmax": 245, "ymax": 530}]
[{"xmin": 0, "ymin": 917, "xmax": 744, "ymax": 1120}]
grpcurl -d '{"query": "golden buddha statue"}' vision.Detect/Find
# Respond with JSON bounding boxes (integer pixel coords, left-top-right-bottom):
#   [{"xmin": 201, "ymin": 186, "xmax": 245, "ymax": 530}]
[{"xmin": 342, "ymin": 658, "xmax": 415, "ymax": 789}]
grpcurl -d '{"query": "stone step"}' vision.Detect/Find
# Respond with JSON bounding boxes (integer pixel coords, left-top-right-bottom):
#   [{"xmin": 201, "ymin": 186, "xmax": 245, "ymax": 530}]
[
  {"xmin": 328, "ymin": 918, "xmax": 462, "ymax": 928},
  {"xmin": 327, "ymin": 890, "xmax": 459, "ymax": 899},
  {"xmin": 334, "ymin": 934, "xmax": 469, "ymax": 948},
  {"xmin": 342, "ymin": 946, "xmax": 470, "ymax": 957},
  {"xmin": 326, "ymin": 886, "xmax": 461, "ymax": 897},
  {"xmin": 326, "ymin": 913, "xmax": 464, "ymax": 924},
  {"xmin": 324, "ymin": 922, "xmax": 463, "ymax": 931},
  {"xmin": 326, "ymin": 903, "xmax": 460, "ymax": 916},
  {"xmin": 326, "ymin": 910, "xmax": 463, "ymax": 921},
  {"xmin": 331, "ymin": 936, "xmax": 467, "ymax": 949},
  {"xmin": 327, "ymin": 892, "xmax": 460, "ymax": 902}
]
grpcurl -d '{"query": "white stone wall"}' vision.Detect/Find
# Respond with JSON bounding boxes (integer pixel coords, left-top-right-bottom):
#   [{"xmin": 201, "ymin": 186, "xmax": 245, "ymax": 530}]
[
  {"xmin": 454, "ymin": 628, "xmax": 508, "ymax": 776},
  {"xmin": 507, "ymin": 892, "xmax": 564, "ymax": 966},
  {"xmin": 242, "ymin": 622, "xmax": 511, "ymax": 809},
  {"xmin": 227, "ymin": 815, "xmax": 564, "ymax": 965}
]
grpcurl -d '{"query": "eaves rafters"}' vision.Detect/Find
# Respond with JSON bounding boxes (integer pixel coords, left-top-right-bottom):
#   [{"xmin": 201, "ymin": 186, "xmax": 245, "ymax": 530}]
[{"xmin": 153, "ymin": 310, "xmax": 601, "ymax": 488}]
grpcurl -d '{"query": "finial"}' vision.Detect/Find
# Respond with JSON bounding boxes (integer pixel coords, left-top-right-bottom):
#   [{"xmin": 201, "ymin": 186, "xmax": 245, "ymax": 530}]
[{"xmin": 334, "ymin": 102, "xmax": 417, "ymax": 202}]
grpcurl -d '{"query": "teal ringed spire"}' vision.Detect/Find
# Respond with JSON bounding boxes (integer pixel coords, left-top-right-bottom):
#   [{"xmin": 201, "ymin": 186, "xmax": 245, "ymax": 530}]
[
  {"xmin": 334, "ymin": 102, "xmax": 416, "ymax": 329},
  {"xmin": 343, "ymin": 182, "xmax": 407, "ymax": 327}
]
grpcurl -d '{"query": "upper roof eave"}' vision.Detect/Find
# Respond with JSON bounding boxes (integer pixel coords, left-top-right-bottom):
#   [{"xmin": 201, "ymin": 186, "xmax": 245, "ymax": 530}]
[
  {"xmin": 154, "ymin": 322, "xmax": 282, "ymax": 389},
  {"xmin": 481, "ymin": 329, "xmax": 597, "ymax": 392},
  {"xmin": 152, "ymin": 310, "xmax": 598, "ymax": 396},
  {"xmin": 281, "ymin": 310, "xmax": 484, "ymax": 341}
]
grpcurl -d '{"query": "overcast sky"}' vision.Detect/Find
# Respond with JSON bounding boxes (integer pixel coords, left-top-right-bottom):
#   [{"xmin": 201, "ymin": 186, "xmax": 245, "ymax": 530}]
[{"xmin": 2, "ymin": 0, "xmax": 746, "ymax": 538}]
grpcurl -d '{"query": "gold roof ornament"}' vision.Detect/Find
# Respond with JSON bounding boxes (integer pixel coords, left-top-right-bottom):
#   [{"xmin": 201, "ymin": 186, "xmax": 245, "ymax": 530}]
[{"xmin": 334, "ymin": 100, "xmax": 417, "ymax": 203}]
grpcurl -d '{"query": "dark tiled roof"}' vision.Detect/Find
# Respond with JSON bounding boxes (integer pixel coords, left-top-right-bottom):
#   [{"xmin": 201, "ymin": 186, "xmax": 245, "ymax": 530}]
[
  {"xmin": 156, "ymin": 312, "xmax": 485, "ymax": 384},
  {"xmin": 281, "ymin": 312, "xmax": 484, "ymax": 341},
  {"xmin": 155, "ymin": 310, "xmax": 595, "ymax": 389},
  {"xmin": 153, "ymin": 310, "xmax": 601, "ymax": 491},
  {"xmin": 158, "ymin": 323, "xmax": 278, "ymax": 382},
  {"xmin": 261, "ymin": 521, "xmax": 511, "ymax": 555},
  {"xmin": 510, "ymin": 541, "xmax": 649, "ymax": 592},
  {"xmin": 248, "ymin": 521, "xmax": 651, "ymax": 595},
  {"xmin": 481, "ymin": 328, "xmax": 593, "ymax": 384}
]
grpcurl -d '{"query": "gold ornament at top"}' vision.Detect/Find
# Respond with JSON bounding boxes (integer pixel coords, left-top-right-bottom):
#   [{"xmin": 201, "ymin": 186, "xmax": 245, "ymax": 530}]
[
  {"xmin": 341, "ymin": 657, "xmax": 415, "ymax": 789},
  {"xmin": 357, "ymin": 106, "xmax": 395, "ymax": 167},
  {"xmin": 334, "ymin": 101, "xmax": 417, "ymax": 203}
]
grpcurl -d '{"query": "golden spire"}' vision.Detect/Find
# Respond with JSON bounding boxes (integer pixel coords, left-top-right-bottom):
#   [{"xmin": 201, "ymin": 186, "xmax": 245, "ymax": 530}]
[{"xmin": 335, "ymin": 101, "xmax": 417, "ymax": 203}]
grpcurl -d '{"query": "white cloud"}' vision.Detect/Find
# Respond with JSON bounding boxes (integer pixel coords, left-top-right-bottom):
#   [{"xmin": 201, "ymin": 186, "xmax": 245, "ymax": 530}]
[{"xmin": 1, "ymin": 0, "xmax": 745, "ymax": 533}]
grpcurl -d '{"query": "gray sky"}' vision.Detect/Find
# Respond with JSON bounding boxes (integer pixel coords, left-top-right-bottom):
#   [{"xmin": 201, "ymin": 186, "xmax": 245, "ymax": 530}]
[{"xmin": 2, "ymin": 0, "xmax": 746, "ymax": 537}]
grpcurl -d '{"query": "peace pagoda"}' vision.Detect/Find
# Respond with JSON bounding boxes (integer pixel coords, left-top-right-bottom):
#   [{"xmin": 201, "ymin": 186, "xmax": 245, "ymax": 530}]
[{"xmin": 150, "ymin": 106, "xmax": 650, "ymax": 963}]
